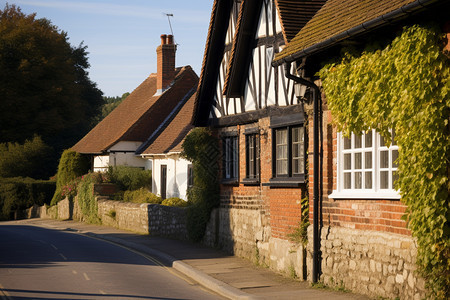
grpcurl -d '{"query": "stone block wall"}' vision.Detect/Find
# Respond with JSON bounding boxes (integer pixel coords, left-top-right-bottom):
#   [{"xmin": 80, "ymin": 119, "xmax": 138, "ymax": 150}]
[
  {"xmin": 307, "ymin": 225, "xmax": 426, "ymax": 299},
  {"xmin": 205, "ymin": 206, "xmax": 306, "ymax": 279},
  {"xmin": 97, "ymin": 199, "xmax": 188, "ymax": 238}
]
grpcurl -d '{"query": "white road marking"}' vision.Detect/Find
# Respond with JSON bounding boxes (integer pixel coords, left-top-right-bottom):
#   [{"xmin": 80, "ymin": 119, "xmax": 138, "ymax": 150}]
[
  {"xmin": 72, "ymin": 270, "xmax": 77, "ymax": 275},
  {"xmin": 50, "ymin": 244, "xmax": 58, "ymax": 250},
  {"xmin": 59, "ymin": 253, "xmax": 67, "ymax": 260},
  {"xmin": 83, "ymin": 273, "xmax": 90, "ymax": 281}
]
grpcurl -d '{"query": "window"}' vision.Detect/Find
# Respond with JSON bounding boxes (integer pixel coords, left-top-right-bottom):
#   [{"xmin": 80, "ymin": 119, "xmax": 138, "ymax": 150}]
[
  {"xmin": 245, "ymin": 133, "xmax": 260, "ymax": 181},
  {"xmin": 272, "ymin": 125, "xmax": 305, "ymax": 180},
  {"xmin": 187, "ymin": 164, "xmax": 194, "ymax": 188},
  {"xmin": 222, "ymin": 135, "xmax": 238, "ymax": 181},
  {"xmin": 331, "ymin": 129, "xmax": 400, "ymax": 199}
]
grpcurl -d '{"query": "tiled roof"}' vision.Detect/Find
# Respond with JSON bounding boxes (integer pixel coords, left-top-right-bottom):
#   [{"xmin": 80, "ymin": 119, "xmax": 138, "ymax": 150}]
[
  {"xmin": 193, "ymin": 0, "xmax": 232, "ymax": 126},
  {"xmin": 72, "ymin": 66, "xmax": 198, "ymax": 154},
  {"xmin": 141, "ymin": 92, "xmax": 196, "ymax": 155},
  {"xmin": 273, "ymin": 0, "xmax": 427, "ymax": 64},
  {"xmin": 275, "ymin": 0, "xmax": 326, "ymax": 42}
]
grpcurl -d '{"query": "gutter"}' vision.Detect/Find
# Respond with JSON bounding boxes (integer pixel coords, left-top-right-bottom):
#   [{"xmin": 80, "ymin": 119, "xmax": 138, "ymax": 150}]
[
  {"xmin": 272, "ymin": 0, "xmax": 438, "ymax": 67},
  {"xmin": 284, "ymin": 62, "xmax": 321, "ymax": 283}
]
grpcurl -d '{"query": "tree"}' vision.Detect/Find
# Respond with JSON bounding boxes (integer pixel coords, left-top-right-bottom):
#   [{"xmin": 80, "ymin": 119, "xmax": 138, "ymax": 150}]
[{"xmin": 0, "ymin": 4, "xmax": 103, "ymax": 175}]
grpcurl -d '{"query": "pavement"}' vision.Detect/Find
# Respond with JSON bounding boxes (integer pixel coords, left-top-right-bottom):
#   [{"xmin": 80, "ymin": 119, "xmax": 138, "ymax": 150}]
[{"xmin": 5, "ymin": 218, "xmax": 370, "ymax": 300}]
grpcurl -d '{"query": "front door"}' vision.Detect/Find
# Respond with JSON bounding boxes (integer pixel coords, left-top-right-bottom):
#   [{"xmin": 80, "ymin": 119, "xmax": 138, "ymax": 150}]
[{"xmin": 160, "ymin": 165, "xmax": 167, "ymax": 199}]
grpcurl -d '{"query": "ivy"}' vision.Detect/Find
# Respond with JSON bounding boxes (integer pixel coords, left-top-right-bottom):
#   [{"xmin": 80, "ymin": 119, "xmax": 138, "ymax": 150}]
[
  {"xmin": 182, "ymin": 128, "xmax": 220, "ymax": 242},
  {"xmin": 319, "ymin": 24, "xmax": 449, "ymax": 298}
]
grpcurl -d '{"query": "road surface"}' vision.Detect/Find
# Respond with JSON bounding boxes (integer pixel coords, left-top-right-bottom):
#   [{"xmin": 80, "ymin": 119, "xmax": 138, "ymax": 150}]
[{"xmin": 0, "ymin": 223, "xmax": 222, "ymax": 299}]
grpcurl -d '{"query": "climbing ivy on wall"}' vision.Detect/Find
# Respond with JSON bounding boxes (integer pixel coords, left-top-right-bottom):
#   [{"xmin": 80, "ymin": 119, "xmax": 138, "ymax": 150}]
[
  {"xmin": 182, "ymin": 128, "xmax": 220, "ymax": 242},
  {"xmin": 319, "ymin": 24, "xmax": 449, "ymax": 298}
]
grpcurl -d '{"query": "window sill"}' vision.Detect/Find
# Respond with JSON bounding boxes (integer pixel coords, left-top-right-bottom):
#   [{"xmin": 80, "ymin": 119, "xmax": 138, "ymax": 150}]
[
  {"xmin": 329, "ymin": 190, "xmax": 401, "ymax": 200},
  {"xmin": 221, "ymin": 178, "xmax": 239, "ymax": 185},
  {"xmin": 263, "ymin": 176, "xmax": 304, "ymax": 188},
  {"xmin": 241, "ymin": 178, "xmax": 260, "ymax": 186}
]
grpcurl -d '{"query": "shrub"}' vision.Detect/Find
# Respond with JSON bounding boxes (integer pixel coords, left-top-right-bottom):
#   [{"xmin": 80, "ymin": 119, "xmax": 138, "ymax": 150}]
[
  {"xmin": 182, "ymin": 128, "xmax": 220, "ymax": 242},
  {"xmin": 161, "ymin": 197, "xmax": 189, "ymax": 207},
  {"xmin": 123, "ymin": 188, "xmax": 162, "ymax": 204},
  {"xmin": 0, "ymin": 177, "xmax": 55, "ymax": 220},
  {"xmin": 107, "ymin": 166, "xmax": 151, "ymax": 191},
  {"xmin": 0, "ymin": 136, "xmax": 53, "ymax": 179},
  {"xmin": 77, "ymin": 173, "xmax": 102, "ymax": 224},
  {"xmin": 51, "ymin": 149, "xmax": 90, "ymax": 205}
]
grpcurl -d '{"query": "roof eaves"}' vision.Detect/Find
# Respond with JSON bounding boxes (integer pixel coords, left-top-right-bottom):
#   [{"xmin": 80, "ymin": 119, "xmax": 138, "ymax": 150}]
[
  {"xmin": 135, "ymin": 86, "xmax": 197, "ymax": 155},
  {"xmin": 192, "ymin": 0, "xmax": 233, "ymax": 126},
  {"xmin": 272, "ymin": 0, "xmax": 438, "ymax": 67}
]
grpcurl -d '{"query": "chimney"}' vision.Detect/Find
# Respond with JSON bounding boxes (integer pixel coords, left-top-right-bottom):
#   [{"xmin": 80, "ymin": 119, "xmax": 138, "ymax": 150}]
[{"xmin": 156, "ymin": 34, "xmax": 176, "ymax": 94}]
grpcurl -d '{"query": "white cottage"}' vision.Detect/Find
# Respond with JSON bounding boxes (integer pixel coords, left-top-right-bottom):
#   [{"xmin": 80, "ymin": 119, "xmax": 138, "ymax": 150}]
[{"xmin": 72, "ymin": 34, "xmax": 198, "ymax": 181}]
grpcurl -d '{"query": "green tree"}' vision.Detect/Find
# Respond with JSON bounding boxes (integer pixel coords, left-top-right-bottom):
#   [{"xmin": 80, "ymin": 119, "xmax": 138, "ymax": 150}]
[
  {"xmin": 94, "ymin": 92, "xmax": 130, "ymax": 124},
  {"xmin": 0, "ymin": 4, "xmax": 103, "ymax": 175},
  {"xmin": 0, "ymin": 135, "xmax": 52, "ymax": 179}
]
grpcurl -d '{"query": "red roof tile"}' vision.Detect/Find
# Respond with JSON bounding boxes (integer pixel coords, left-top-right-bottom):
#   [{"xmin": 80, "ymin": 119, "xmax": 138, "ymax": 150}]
[
  {"xmin": 72, "ymin": 66, "xmax": 198, "ymax": 154},
  {"xmin": 273, "ymin": 0, "xmax": 426, "ymax": 64}
]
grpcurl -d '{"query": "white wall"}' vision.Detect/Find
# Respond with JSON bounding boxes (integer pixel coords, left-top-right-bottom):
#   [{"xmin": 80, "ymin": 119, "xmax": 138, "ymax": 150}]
[
  {"xmin": 92, "ymin": 141, "xmax": 149, "ymax": 172},
  {"xmin": 150, "ymin": 154, "xmax": 191, "ymax": 201}
]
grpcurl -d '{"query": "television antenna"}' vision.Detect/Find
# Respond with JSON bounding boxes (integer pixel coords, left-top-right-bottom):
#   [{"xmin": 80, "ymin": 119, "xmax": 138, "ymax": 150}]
[{"xmin": 163, "ymin": 13, "xmax": 179, "ymax": 46}]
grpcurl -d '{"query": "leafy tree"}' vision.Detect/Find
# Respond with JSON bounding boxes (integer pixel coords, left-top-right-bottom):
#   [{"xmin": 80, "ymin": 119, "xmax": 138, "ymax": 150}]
[
  {"xmin": 0, "ymin": 135, "xmax": 52, "ymax": 179},
  {"xmin": 0, "ymin": 4, "xmax": 103, "ymax": 175}
]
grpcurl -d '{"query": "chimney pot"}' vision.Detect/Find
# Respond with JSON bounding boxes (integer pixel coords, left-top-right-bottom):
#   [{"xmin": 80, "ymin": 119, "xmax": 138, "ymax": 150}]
[
  {"xmin": 156, "ymin": 34, "xmax": 176, "ymax": 95},
  {"xmin": 167, "ymin": 35, "xmax": 173, "ymax": 45},
  {"xmin": 160, "ymin": 34, "xmax": 167, "ymax": 45}
]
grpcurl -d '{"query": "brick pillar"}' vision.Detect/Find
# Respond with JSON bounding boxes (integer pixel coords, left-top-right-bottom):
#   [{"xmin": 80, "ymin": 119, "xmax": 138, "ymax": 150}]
[{"xmin": 156, "ymin": 34, "xmax": 176, "ymax": 94}]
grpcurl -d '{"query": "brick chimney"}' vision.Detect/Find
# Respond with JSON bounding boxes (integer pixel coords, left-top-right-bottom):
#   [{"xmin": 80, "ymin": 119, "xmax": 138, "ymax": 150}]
[{"xmin": 156, "ymin": 34, "xmax": 176, "ymax": 94}]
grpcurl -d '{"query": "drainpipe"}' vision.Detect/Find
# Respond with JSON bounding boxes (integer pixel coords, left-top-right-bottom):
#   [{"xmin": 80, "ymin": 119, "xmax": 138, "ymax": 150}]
[{"xmin": 284, "ymin": 62, "xmax": 321, "ymax": 283}]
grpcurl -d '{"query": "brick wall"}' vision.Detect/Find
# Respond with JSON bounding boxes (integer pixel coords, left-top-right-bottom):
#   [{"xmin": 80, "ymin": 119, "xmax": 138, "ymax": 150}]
[{"xmin": 209, "ymin": 115, "xmax": 307, "ymax": 278}]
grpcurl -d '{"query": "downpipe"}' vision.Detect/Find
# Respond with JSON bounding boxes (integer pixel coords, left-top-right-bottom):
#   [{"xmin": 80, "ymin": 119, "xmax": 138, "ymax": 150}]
[{"xmin": 284, "ymin": 62, "xmax": 321, "ymax": 283}]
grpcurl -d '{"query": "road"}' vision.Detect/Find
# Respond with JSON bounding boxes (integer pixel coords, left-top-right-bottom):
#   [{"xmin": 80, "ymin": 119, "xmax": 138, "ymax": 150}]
[{"xmin": 0, "ymin": 223, "xmax": 222, "ymax": 299}]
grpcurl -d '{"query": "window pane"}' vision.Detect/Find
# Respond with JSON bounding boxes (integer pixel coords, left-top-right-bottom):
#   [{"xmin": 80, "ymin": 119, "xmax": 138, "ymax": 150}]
[
  {"xmin": 276, "ymin": 129, "xmax": 288, "ymax": 175},
  {"xmin": 233, "ymin": 137, "xmax": 238, "ymax": 178},
  {"xmin": 355, "ymin": 135, "xmax": 362, "ymax": 148},
  {"xmin": 365, "ymin": 152, "xmax": 372, "ymax": 169},
  {"xmin": 344, "ymin": 154, "xmax": 351, "ymax": 170},
  {"xmin": 392, "ymin": 149, "xmax": 398, "ymax": 168},
  {"xmin": 380, "ymin": 171, "xmax": 389, "ymax": 189},
  {"xmin": 355, "ymin": 172, "xmax": 362, "ymax": 189},
  {"xmin": 380, "ymin": 151, "xmax": 389, "ymax": 168},
  {"xmin": 344, "ymin": 136, "xmax": 351, "ymax": 149},
  {"xmin": 355, "ymin": 153, "xmax": 362, "ymax": 169},
  {"xmin": 380, "ymin": 135, "xmax": 386, "ymax": 147},
  {"xmin": 292, "ymin": 127, "xmax": 304, "ymax": 175},
  {"xmin": 365, "ymin": 171, "xmax": 372, "ymax": 189},
  {"xmin": 365, "ymin": 132, "xmax": 372, "ymax": 148},
  {"xmin": 344, "ymin": 173, "xmax": 351, "ymax": 189}
]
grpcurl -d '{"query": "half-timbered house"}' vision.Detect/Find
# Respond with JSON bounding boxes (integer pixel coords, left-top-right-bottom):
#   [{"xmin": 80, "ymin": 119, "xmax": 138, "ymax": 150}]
[{"xmin": 193, "ymin": 0, "xmax": 325, "ymax": 277}]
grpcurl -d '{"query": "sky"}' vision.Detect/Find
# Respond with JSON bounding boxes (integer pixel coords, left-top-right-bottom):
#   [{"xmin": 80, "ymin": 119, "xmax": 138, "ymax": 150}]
[{"xmin": 5, "ymin": 0, "xmax": 213, "ymax": 97}]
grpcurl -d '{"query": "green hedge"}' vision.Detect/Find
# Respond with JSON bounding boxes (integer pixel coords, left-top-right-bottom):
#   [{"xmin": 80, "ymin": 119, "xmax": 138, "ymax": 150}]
[
  {"xmin": 161, "ymin": 197, "xmax": 189, "ymax": 207},
  {"xmin": 0, "ymin": 177, "xmax": 55, "ymax": 220},
  {"xmin": 123, "ymin": 188, "xmax": 162, "ymax": 204},
  {"xmin": 107, "ymin": 166, "xmax": 152, "ymax": 191},
  {"xmin": 51, "ymin": 149, "xmax": 90, "ymax": 205}
]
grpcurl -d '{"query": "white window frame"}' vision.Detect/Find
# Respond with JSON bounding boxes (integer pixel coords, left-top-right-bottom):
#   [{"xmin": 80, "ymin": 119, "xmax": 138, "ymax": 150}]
[{"xmin": 330, "ymin": 129, "xmax": 400, "ymax": 199}]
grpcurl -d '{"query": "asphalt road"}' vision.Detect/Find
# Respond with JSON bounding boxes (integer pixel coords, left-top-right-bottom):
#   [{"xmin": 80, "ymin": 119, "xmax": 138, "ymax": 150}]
[{"xmin": 0, "ymin": 224, "xmax": 222, "ymax": 299}]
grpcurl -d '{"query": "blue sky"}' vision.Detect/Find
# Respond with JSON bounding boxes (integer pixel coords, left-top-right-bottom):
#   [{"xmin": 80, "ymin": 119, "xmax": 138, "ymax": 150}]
[{"xmin": 6, "ymin": 0, "xmax": 213, "ymax": 96}]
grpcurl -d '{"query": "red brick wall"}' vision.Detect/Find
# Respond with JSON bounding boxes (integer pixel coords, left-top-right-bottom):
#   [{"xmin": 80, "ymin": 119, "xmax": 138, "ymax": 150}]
[
  {"xmin": 217, "ymin": 116, "xmax": 304, "ymax": 240},
  {"xmin": 307, "ymin": 87, "xmax": 409, "ymax": 236}
]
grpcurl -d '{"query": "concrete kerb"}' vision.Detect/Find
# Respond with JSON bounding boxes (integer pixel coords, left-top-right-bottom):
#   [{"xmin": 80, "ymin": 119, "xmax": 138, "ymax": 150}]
[{"xmin": 58, "ymin": 227, "xmax": 258, "ymax": 300}]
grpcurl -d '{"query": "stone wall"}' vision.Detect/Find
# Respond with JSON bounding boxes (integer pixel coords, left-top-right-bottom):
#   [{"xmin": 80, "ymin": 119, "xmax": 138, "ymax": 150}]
[
  {"xmin": 204, "ymin": 207, "xmax": 306, "ymax": 279},
  {"xmin": 96, "ymin": 199, "xmax": 188, "ymax": 239},
  {"xmin": 307, "ymin": 225, "xmax": 426, "ymax": 299}
]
